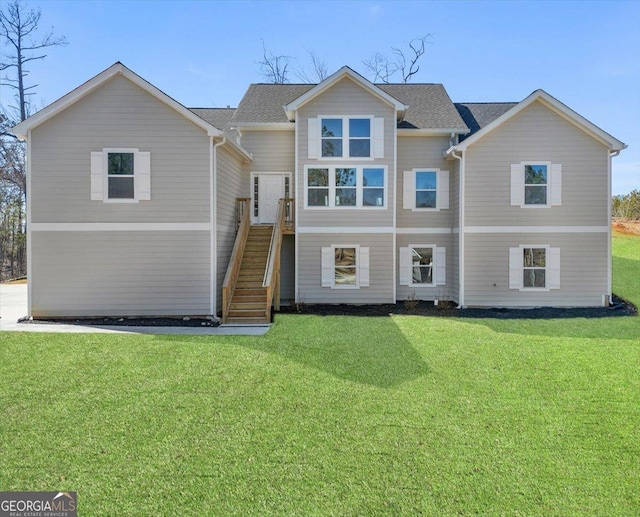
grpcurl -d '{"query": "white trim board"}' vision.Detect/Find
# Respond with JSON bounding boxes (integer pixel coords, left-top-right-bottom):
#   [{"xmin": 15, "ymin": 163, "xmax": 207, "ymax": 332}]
[
  {"xmin": 31, "ymin": 223, "xmax": 210, "ymax": 232},
  {"xmin": 464, "ymin": 226, "xmax": 609, "ymax": 234},
  {"xmin": 397, "ymin": 227, "xmax": 452, "ymax": 234},
  {"xmin": 298, "ymin": 226, "xmax": 394, "ymax": 234}
]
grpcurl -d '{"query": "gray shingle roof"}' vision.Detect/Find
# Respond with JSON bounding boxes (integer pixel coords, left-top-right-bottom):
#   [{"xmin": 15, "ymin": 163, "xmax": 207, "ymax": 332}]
[
  {"xmin": 230, "ymin": 82, "xmax": 468, "ymax": 130},
  {"xmin": 378, "ymin": 84, "xmax": 467, "ymax": 130},
  {"xmin": 230, "ymin": 84, "xmax": 314, "ymax": 125},
  {"xmin": 454, "ymin": 103, "xmax": 517, "ymax": 139},
  {"xmin": 189, "ymin": 107, "xmax": 237, "ymax": 130}
]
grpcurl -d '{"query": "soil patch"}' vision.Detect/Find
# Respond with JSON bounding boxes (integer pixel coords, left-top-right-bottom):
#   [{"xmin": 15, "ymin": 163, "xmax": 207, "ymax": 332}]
[
  {"xmin": 20, "ymin": 316, "xmax": 220, "ymax": 327},
  {"xmin": 277, "ymin": 294, "xmax": 636, "ymax": 319},
  {"xmin": 613, "ymin": 218, "xmax": 640, "ymax": 236}
]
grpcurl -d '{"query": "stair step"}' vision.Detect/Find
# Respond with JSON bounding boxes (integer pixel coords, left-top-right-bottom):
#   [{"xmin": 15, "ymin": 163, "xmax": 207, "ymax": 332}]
[
  {"xmin": 234, "ymin": 287, "xmax": 267, "ymax": 294},
  {"xmin": 228, "ymin": 309, "xmax": 268, "ymax": 319},
  {"xmin": 230, "ymin": 301, "xmax": 267, "ymax": 310},
  {"xmin": 236, "ymin": 282, "xmax": 265, "ymax": 289},
  {"xmin": 233, "ymin": 297, "xmax": 267, "ymax": 305}
]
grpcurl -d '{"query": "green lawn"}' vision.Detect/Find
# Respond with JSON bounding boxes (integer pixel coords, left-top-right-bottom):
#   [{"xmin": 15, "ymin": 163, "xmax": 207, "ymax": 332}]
[{"xmin": 1, "ymin": 234, "xmax": 639, "ymax": 515}]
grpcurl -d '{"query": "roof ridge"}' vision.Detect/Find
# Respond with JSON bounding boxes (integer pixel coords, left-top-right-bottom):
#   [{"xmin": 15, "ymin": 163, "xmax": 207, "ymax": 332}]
[{"xmin": 455, "ymin": 101, "xmax": 518, "ymax": 105}]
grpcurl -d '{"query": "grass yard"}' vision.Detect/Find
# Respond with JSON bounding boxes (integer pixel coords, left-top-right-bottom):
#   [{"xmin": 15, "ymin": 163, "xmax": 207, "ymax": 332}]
[{"xmin": 1, "ymin": 233, "xmax": 639, "ymax": 515}]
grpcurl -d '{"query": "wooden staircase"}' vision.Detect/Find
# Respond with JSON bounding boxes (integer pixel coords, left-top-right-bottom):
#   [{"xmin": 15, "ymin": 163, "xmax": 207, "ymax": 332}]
[
  {"xmin": 226, "ymin": 225, "xmax": 273, "ymax": 324},
  {"xmin": 222, "ymin": 197, "xmax": 294, "ymax": 325}
]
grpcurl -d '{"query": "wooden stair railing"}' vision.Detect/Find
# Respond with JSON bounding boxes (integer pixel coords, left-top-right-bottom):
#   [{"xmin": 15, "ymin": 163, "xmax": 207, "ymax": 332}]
[
  {"xmin": 222, "ymin": 198, "xmax": 251, "ymax": 323},
  {"xmin": 263, "ymin": 198, "xmax": 292, "ymax": 321}
]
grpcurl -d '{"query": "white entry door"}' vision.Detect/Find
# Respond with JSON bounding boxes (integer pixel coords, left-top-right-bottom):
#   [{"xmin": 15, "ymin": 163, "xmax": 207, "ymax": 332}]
[{"xmin": 258, "ymin": 174, "xmax": 285, "ymax": 224}]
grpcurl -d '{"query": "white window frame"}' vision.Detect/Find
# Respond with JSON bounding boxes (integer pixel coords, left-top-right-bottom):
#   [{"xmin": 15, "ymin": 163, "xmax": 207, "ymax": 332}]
[
  {"xmin": 408, "ymin": 245, "xmax": 436, "ymax": 286},
  {"xmin": 399, "ymin": 245, "xmax": 446, "ymax": 286},
  {"xmin": 522, "ymin": 161, "xmax": 551, "ymax": 208},
  {"xmin": 403, "ymin": 168, "xmax": 450, "ymax": 211},
  {"xmin": 91, "ymin": 148, "xmax": 151, "ymax": 204},
  {"xmin": 319, "ymin": 116, "xmax": 374, "ymax": 160},
  {"xmin": 321, "ymin": 245, "xmax": 370, "ymax": 289},
  {"xmin": 511, "ymin": 161, "xmax": 562, "ymax": 208},
  {"xmin": 332, "ymin": 244, "xmax": 359, "ymax": 289},
  {"xmin": 104, "ymin": 148, "xmax": 137, "ymax": 203},
  {"xmin": 520, "ymin": 244, "xmax": 550, "ymax": 291},
  {"xmin": 304, "ymin": 165, "xmax": 387, "ymax": 209},
  {"xmin": 509, "ymin": 244, "xmax": 560, "ymax": 292}
]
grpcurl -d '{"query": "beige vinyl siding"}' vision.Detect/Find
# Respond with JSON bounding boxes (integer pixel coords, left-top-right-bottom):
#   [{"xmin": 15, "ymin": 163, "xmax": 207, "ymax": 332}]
[
  {"xmin": 396, "ymin": 234, "xmax": 455, "ymax": 302},
  {"xmin": 396, "ymin": 136, "xmax": 455, "ymax": 228},
  {"xmin": 297, "ymin": 233, "xmax": 394, "ymax": 304},
  {"xmin": 31, "ymin": 231, "xmax": 210, "ymax": 317},
  {"xmin": 464, "ymin": 101, "xmax": 609, "ymax": 227},
  {"xmin": 240, "ymin": 130, "xmax": 295, "ymax": 173},
  {"xmin": 297, "ymin": 77, "xmax": 395, "ymax": 228},
  {"xmin": 30, "ymin": 75, "xmax": 211, "ymax": 223},
  {"xmin": 464, "ymin": 232, "xmax": 608, "ymax": 307},
  {"xmin": 216, "ymin": 146, "xmax": 249, "ymax": 314}
]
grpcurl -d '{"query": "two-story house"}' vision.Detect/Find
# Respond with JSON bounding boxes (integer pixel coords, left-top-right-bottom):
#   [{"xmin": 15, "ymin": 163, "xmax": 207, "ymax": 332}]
[{"xmin": 11, "ymin": 63, "xmax": 626, "ymax": 323}]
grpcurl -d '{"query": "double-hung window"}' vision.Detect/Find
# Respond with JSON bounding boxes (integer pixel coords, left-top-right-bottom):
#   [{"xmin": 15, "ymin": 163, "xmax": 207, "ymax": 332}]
[
  {"xmin": 320, "ymin": 117, "xmax": 371, "ymax": 158},
  {"xmin": 107, "ymin": 152, "xmax": 135, "ymax": 199},
  {"xmin": 399, "ymin": 245, "xmax": 446, "ymax": 286},
  {"xmin": 335, "ymin": 168, "xmax": 357, "ymax": 206},
  {"xmin": 90, "ymin": 148, "xmax": 151, "ymax": 202},
  {"xmin": 321, "ymin": 245, "xmax": 370, "ymax": 289},
  {"xmin": 509, "ymin": 245, "xmax": 560, "ymax": 291},
  {"xmin": 511, "ymin": 161, "xmax": 562, "ymax": 207},
  {"xmin": 362, "ymin": 167, "xmax": 385, "ymax": 207},
  {"xmin": 305, "ymin": 166, "xmax": 386, "ymax": 208},
  {"xmin": 524, "ymin": 164, "xmax": 547, "ymax": 205},
  {"xmin": 403, "ymin": 168, "xmax": 449, "ymax": 210}
]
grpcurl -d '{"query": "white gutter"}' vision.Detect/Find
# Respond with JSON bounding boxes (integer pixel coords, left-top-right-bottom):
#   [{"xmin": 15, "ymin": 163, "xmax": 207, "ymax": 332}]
[
  {"xmin": 450, "ymin": 149, "xmax": 465, "ymax": 308},
  {"xmin": 211, "ymin": 136, "xmax": 227, "ymax": 317}
]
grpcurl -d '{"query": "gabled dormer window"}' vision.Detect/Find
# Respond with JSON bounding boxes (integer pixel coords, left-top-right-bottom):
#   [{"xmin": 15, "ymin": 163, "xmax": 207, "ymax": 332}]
[{"xmin": 308, "ymin": 116, "xmax": 384, "ymax": 160}]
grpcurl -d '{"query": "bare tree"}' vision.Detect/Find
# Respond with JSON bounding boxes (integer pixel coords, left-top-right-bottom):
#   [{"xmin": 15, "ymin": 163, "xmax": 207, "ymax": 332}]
[
  {"xmin": 363, "ymin": 35, "xmax": 432, "ymax": 83},
  {"xmin": 294, "ymin": 50, "xmax": 329, "ymax": 83},
  {"xmin": 0, "ymin": 0, "xmax": 67, "ymax": 122},
  {"xmin": 258, "ymin": 40, "xmax": 291, "ymax": 84},
  {"xmin": 0, "ymin": 0, "xmax": 67, "ymax": 280}
]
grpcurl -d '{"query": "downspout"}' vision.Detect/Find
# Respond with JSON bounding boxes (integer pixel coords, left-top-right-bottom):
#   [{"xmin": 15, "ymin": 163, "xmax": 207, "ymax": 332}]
[
  {"xmin": 26, "ymin": 130, "xmax": 32, "ymax": 317},
  {"xmin": 606, "ymin": 149, "xmax": 620, "ymax": 305},
  {"xmin": 211, "ymin": 136, "xmax": 227, "ymax": 317},
  {"xmin": 450, "ymin": 149, "xmax": 464, "ymax": 308}
]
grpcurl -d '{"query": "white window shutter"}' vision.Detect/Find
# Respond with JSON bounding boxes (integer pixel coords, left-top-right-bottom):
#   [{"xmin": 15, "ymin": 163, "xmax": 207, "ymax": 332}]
[
  {"xmin": 321, "ymin": 247, "xmax": 333, "ymax": 287},
  {"xmin": 403, "ymin": 170, "xmax": 415, "ymax": 209},
  {"xmin": 509, "ymin": 247, "xmax": 522, "ymax": 289},
  {"xmin": 359, "ymin": 247, "xmax": 370, "ymax": 287},
  {"xmin": 511, "ymin": 164, "xmax": 524, "ymax": 206},
  {"xmin": 438, "ymin": 170, "xmax": 450, "ymax": 210},
  {"xmin": 436, "ymin": 247, "xmax": 447, "ymax": 286},
  {"xmin": 550, "ymin": 164, "xmax": 562, "ymax": 206},
  {"xmin": 399, "ymin": 247, "xmax": 412, "ymax": 286},
  {"xmin": 308, "ymin": 118, "xmax": 318, "ymax": 159},
  {"xmin": 373, "ymin": 117, "xmax": 384, "ymax": 158},
  {"xmin": 90, "ymin": 151, "xmax": 104, "ymax": 200},
  {"xmin": 548, "ymin": 247, "xmax": 561, "ymax": 289},
  {"xmin": 135, "ymin": 151, "xmax": 151, "ymax": 200}
]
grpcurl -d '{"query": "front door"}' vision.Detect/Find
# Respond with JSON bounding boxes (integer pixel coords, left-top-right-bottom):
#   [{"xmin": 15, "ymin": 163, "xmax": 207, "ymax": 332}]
[{"xmin": 258, "ymin": 174, "xmax": 285, "ymax": 224}]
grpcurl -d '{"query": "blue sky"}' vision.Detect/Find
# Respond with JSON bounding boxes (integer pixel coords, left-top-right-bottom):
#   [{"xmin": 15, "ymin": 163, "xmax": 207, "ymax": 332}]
[{"xmin": 4, "ymin": 0, "xmax": 639, "ymax": 194}]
